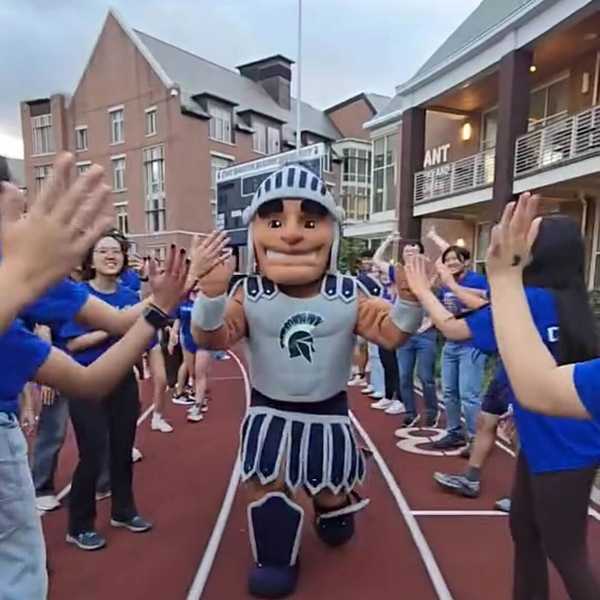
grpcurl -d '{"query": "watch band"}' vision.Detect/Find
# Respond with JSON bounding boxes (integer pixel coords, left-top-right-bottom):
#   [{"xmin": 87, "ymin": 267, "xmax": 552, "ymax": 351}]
[{"xmin": 143, "ymin": 304, "xmax": 170, "ymax": 330}]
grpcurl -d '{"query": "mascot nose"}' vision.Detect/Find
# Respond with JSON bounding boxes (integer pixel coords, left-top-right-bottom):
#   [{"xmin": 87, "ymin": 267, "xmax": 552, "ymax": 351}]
[{"xmin": 280, "ymin": 228, "xmax": 303, "ymax": 245}]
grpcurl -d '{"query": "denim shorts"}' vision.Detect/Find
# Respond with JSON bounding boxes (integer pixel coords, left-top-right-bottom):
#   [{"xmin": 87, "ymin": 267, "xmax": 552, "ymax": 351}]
[{"xmin": 0, "ymin": 412, "xmax": 47, "ymax": 599}]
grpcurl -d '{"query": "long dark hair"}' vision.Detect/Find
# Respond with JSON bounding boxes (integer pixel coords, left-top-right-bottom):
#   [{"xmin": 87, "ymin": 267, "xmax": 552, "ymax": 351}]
[
  {"xmin": 523, "ymin": 215, "xmax": 597, "ymax": 364},
  {"xmin": 82, "ymin": 229, "xmax": 129, "ymax": 280}
]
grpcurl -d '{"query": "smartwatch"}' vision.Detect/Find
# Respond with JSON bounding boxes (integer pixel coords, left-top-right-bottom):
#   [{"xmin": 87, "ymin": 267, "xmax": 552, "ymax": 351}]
[{"xmin": 143, "ymin": 304, "xmax": 170, "ymax": 330}]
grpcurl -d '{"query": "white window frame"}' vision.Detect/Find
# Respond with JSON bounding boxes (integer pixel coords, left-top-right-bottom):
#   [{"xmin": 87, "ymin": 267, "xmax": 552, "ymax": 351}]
[
  {"xmin": 322, "ymin": 145, "xmax": 332, "ymax": 173},
  {"xmin": 75, "ymin": 125, "xmax": 88, "ymax": 152},
  {"xmin": 32, "ymin": 114, "xmax": 55, "ymax": 156},
  {"xmin": 111, "ymin": 155, "xmax": 126, "ymax": 192},
  {"xmin": 208, "ymin": 103, "xmax": 232, "ymax": 144},
  {"xmin": 108, "ymin": 106, "xmax": 125, "ymax": 145},
  {"xmin": 76, "ymin": 160, "xmax": 91, "ymax": 175},
  {"xmin": 267, "ymin": 127, "xmax": 281, "ymax": 155},
  {"xmin": 210, "ymin": 154, "xmax": 233, "ymax": 224},
  {"xmin": 340, "ymin": 143, "xmax": 372, "ymax": 222},
  {"xmin": 474, "ymin": 221, "xmax": 492, "ymax": 273},
  {"xmin": 528, "ymin": 72, "xmax": 570, "ymax": 131},
  {"xmin": 145, "ymin": 107, "xmax": 157, "ymax": 137},
  {"xmin": 370, "ymin": 133, "xmax": 397, "ymax": 215},
  {"xmin": 143, "ymin": 145, "xmax": 166, "ymax": 233},
  {"xmin": 115, "ymin": 204, "xmax": 129, "ymax": 235},
  {"xmin": 252, "ymin": 118, "xmax": 267, "ymax": 154},
  {"xmin": 34, "ymin": 165, "xmax": 53, "ymax": 194}
]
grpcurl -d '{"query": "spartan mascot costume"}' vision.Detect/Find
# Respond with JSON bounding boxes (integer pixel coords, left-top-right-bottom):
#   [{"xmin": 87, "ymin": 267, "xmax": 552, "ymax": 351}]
[{"xmin": 191, "ymin": 164, "xmax": 423, "ymax": 598}]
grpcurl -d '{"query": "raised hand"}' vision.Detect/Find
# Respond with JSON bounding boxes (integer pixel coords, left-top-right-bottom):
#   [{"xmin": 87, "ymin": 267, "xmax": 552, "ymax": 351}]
[
  {"xmin": 404, "ymin": 254, "xmax": 434, "ymax": 299},
  {"xmin": 0, "ymin": 152, "xmax": 113, "ymax": 303},
  {"xmin": 198, "ymin": 255, "xmax": 236, "ymax": 298},
  {"xmin": 392, "ymin": 262, "xmax": 419, "ymax": 302},
  {"xmin": 435, "ymin": 258, "xmax": 455, "ymax": 287},
  {"xmin": 148, "ymin": 245, "xmax": 190, "ymax": 314},
  {"xmin": 189, "ymin": 231, "xmax": 230, "ymax": 279},
  {"xmin": 486, "ymin": 192, "xmax": 540, "ymax": 280}
]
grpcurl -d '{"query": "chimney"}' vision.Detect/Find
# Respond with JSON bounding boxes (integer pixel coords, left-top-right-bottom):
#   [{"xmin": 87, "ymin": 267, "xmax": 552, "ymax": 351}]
[{"xmin": 238, "ymin": 55, "xmax": 294, "ymax": 110}]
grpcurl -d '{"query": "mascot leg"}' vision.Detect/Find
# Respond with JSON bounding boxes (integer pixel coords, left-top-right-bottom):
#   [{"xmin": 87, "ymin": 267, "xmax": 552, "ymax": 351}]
[
  {"xmin": 247, "ymin": 492, "xmax": 304, "ymax": 599},
  {"xmin": 313, "ymin": 490, "xmax": 370, "ymax": 547}
]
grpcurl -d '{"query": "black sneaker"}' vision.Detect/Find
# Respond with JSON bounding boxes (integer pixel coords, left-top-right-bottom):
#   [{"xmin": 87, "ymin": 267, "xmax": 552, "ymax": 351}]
[
  {"xmin": 66, "ymin": 531, "xmax": 106, "ymax": 551},
  {"xmin": 110, "ymin": 515, "xmax": 153, "ymax": 533},
  {"xmin": 172, "ymin": 393, "xmax": 194, "ymax": 406},
  {"xmin": 424, "ymin": 411, "xmax": 441, "ymax": 428},
  {"xmin": 403, "ymin": 414, "xmax": 421, "ymax": 428},
  {"xmin": 432, "ymin": 433, "xmax": 466, "ymax": 450}
]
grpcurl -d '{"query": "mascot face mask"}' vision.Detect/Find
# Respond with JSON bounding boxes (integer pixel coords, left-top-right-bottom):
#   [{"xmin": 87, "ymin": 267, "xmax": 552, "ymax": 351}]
[{"xmin": 242, "ymin": 164, "xmax": 344, "ymax": 286}]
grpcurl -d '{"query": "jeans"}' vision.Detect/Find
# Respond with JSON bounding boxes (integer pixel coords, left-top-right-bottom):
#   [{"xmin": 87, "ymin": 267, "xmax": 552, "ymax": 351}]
[
  {"xmin": 0, "ymin": 412, "xmax": 47, "ymax": 599},
  {"xmin": 368, "ymin": 343, "xmax": 385, "ymax": 396},
  {"xmin": 441, "ymin": 341, "xmax": 486, "ymax": 438},
  {"xmin": 32, "ymin": 394, "xmax": 69, "ymax": 496},
  {"xmin": 68, "ymin": 372, "xmax": 140, "ymax": 534},
  {"xmin": 397, "ymin": 329, "xmax": 438, "ymax": 418}
]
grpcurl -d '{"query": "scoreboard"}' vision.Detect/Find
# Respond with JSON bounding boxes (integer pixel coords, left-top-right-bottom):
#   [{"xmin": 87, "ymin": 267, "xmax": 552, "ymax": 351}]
[{"xmin": 216, "ymin": 143, "xmax": 327, "ymax": 246}]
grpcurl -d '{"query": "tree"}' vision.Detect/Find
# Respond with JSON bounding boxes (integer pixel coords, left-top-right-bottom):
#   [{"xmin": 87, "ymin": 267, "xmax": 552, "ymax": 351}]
[{"xmin": 338, "ymin": 237, "xmax": 368, "ymax": 274}]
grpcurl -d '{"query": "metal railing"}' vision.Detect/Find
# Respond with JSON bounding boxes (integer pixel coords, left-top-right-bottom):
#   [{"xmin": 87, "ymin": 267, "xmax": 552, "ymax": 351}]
[
  {"xmin": 515, "ymin": 105, "xmax": 600, "ymax": 177},
  {"xmin": 414, "ymin": 148, "xmax": 495, "ymax": 205}
]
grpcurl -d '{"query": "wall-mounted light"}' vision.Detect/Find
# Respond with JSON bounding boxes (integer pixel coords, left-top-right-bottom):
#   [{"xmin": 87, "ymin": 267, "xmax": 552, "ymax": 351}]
[
  {"xmin": 529, "ymin": 65, "xmax": 537, "ymax": 73},
  {"xmin": 461, "ymin": 122, "xmax": 472, "ymax": 141},
  {"xmin": 456, "ymin": 238, "xmax": 466, "ymax": 247}
]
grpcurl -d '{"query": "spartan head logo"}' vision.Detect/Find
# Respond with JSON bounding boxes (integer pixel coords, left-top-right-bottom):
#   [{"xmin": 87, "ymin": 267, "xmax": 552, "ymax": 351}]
[{"xmin": 279, "ymin": 312, "xmax": 324, "ymax": 363}]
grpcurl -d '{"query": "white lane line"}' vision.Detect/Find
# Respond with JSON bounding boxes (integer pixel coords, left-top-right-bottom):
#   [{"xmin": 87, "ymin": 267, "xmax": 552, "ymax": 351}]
[
  {"xmin": 186, "ymin": 350, "xmax": 250, "ymax": 600},
  {"xmin": 350, "ymin": 412, "xmax": 454, "ymax": 600},
  {"xmin": 43, "ymin": 402, "xmax": 156, "ymax": 510},
  {"xmin": 412, "ymin": 510, "xmax": 507, "ymax": 517}
]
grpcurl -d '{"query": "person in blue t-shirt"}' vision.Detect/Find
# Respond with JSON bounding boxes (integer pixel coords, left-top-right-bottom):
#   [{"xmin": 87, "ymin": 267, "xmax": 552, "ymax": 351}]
[
  {"xmin": 405, "ymin": 207, "xmax": 600, "ymax": 600},
  {"xmin": 60, "ymin": 232, "xmax": 156, "ymax": 551},
  {"xmin": 432, "ymin": 245, "xmax": 488, "ymax": 450},
  {"xmin": 169, "ymin": 289, "xmax": 214, "ymax": 423}
]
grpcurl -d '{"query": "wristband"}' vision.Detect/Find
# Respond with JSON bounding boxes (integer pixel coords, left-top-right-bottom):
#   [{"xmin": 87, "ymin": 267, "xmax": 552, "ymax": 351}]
[
  {"xmin": 192, "ymin": 293, "xmax": 227, "ymax": 331},
  {"xmin": 390, "ymin": 298, "xmax": 424, "ymax": 334},
  {"xmin": 143, "ymin": 303, "xmax": 170, "ymax": 330}
]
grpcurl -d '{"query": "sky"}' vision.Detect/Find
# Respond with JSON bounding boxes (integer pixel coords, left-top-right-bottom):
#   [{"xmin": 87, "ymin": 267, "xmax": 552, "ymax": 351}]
[{"xmin": 0, "ymin": 0, "xmax": 482, "ymax": 158}]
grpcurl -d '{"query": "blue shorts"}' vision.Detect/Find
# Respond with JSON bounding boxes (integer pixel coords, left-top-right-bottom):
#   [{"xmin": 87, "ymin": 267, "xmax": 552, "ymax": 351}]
[{"xmin": 481, "ymin": 377, "xmax": 511, "ymax": 416}]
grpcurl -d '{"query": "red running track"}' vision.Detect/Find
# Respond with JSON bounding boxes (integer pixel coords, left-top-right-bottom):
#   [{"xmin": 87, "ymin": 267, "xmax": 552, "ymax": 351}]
[{"xmin": 43, "ymin": 355, "xmax": 600, "ymax": 599}]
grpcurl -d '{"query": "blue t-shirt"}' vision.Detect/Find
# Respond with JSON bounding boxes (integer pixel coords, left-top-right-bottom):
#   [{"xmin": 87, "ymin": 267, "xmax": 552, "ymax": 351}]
[
  {"xmin": 573, "ymin": 360, "xmax": 600, "ymax": 425},
  {"xmin": 60, "ymin": 282, "xmax": 139, "ymax": 366},
  {"xmin": 177, "ymin": 300, "xmax": 195, "ymax": 350},
  {"xmin": 120, "ymin": 269, "xmax": 142, "ymax": 296},
  {"xmin": 0, "ymin": 319, "xmax": 51, "ymax": 413},
  {"xmin": 20, "ymin": 278, "xmax": 89, "ymax": 332},
  {"xmin": 438, "ymin": 270, "xmax": 488, "ymax": 316},
  {"xmin": 466, "ymin": 287, "xmax": 600, "ymax": 474}
]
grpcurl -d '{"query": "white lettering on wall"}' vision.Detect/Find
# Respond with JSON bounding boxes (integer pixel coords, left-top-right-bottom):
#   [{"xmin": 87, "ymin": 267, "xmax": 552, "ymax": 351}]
[{"xmin": 424, "ymin": 143, "xmax": 451, "ymax": 168}]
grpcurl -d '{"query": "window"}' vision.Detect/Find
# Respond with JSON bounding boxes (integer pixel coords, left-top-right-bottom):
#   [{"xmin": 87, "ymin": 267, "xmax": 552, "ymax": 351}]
[
  {"xmin": 145, "ymin": 108, "xmax": 157, "ymax": 136},
  {"xmin": 340, "ymin": 146, "xmax": 371, "ymax": 221},
  {"xmin": 143, "ymin": 145, "xmax": 165, "ymax": 232},
  {"xmin": 109, "ymin": 108, "xmax": 124, "ymax": 144},
  {"xmin": 32, "ymin": 114, "xmax": 54, "ymax": 155},
  {"xmin": 253, "ymin": 119, "xmax": 267, "ymax": 153},
  {"xmin": 152, "ymin": 246, "xmax": 167, "ymax": 263},
  {"xmin": 475, "ymin": 222, "xmax": 492, "ymax": 274},
  {"xmin": 34, "ymin": 165, "xmax": 53, "ymax": 194},
  {"xmin": 372, "ymin": 133, "xmax": 397, "ymax": 213},
  {"xmin": 115, "ymin": 205, "xmax": 129, "ymax": 235},
  {"xmin": 76, "ymin": 161, "xmax": 91, "ymax": 175},
  {"xmin": 211, "ymin": 156, "xmax": 233, "ymax": 223},
  {"xmin": 75, "ymin": 126, "xmax": 88, "ymax": 151},
  {"xmin": 481, "ymin": 110, "xmax": 497, "ymax": 151},
  {"xmin": 112, "ymin": 157, "xmax": 126, "ymax": 191},
  {"xmin": 209, "ymin": 104, "xmax": 232, "ymax": 143},
  {"xmin": 267, "ymin": 127, "xmax": 281, "ymax": 155},
  {"xmin": 528, "ymin": 76, "xmax": 569, "ymax": 130},
  {"xmin": 322, "ymin": 146, "xmax": 332, "ymax": 173}
]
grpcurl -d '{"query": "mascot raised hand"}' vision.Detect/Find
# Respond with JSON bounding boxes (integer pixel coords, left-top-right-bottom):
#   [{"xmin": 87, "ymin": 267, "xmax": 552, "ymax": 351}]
[{"xmin": 190, "ymin": 164, "xmax": 423, "ymax": 598}]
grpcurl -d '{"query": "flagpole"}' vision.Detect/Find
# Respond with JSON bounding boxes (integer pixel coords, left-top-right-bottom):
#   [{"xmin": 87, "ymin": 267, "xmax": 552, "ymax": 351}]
[{"xmin": 296, "ymin": 0, "xmax": 302, "ymax": 156}]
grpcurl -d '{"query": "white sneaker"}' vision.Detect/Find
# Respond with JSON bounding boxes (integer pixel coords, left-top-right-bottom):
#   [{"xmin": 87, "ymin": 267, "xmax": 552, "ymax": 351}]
[
  {"xmin": 348, "ymin": 376, "xmax": 366, "ymax": 387},
  {"xmin": 385, "ymin": 400, "xmax": 406, "ymax": 415},
  {"xmin": 36, "ymin": 495, "xmax": 60, "ymax": 512},
  {"xmin": 187, "ymin": 405, "xmax": 204, "ymax": 423},
  {"xmin": 369, "ymin": 392, "xmax": 384, "ymax": 400},
  {"xmin": 132, "ymin": 447, "xmax": 143, "ymax": 463},
  {"xmin": 371, "ymin": 398, "xmax": 393, "ymax": 410},
  {"xmin": 151, "ymin": 414, "xmax": 174, "ymax": 433},
  {"xmin": 361, "ymin": 386, "xmax": 374, "ymax": 395}
]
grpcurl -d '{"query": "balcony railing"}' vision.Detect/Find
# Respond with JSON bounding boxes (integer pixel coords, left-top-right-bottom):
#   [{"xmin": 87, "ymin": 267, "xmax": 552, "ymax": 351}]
[
  {"xmin": 515, "ymin": 105, "xmax": 600, "ymax": 178},
  {"xmin": 414, "ymin": 148, "xmax": 495, "ymax": 205}
]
